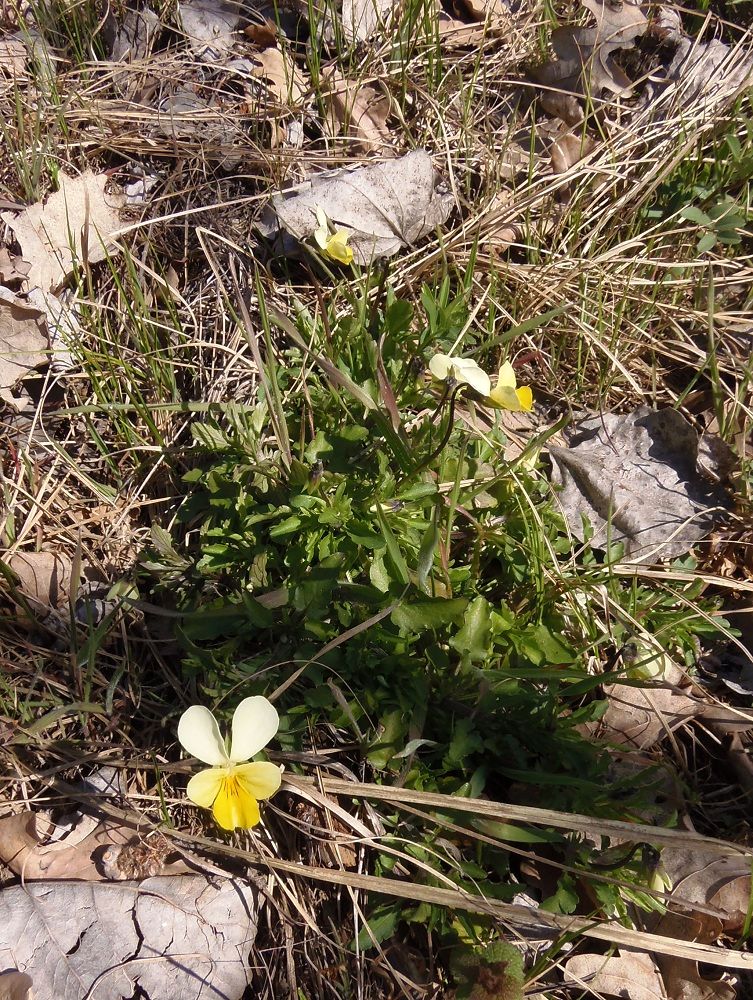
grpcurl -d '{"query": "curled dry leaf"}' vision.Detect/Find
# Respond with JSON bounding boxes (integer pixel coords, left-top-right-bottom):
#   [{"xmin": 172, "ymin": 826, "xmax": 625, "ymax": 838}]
[
  {"xmin": 534, "ymin": 0, "xmax": 647, "ymax": 110},
  {"xmin": 250, "ymin": 46, "xmax": 307, "ymax": 103},
  {"xmin": 0, "ymin": 808, "xmax": 190, "ymax": 882},
  {"xmin": 0, "ymin": 971, "xmax": 33, "ymax": 1000},
  {"xmin": 0, "ymin": 874, "xmax": 256, "ymax": 1000},
  {"xmin": 0, "ymin": 37, "xmax": 27, "ymax": 76},
  {"xmin": 322, "ymin": 69, "xmax": 391, "ymax": 154},
  {"xmin": 178, "ymin": 0, "xmax": 241, "ymax": 58},
  {"xmin": 341, "ymin": 0, "xmax": 397, "ymax": 43},
  {"xmin": 549, "ymin": 406, "xmax": 732, "ymax": 562},
  {"xmin": 6, "ymin": 549, "xmax": 77, "ymax": 609},
  {"xmin": 1, "ymin": 171, "xmax": 125, "ymax": 294},
  {"xmin": 585, "ymin": 661, "xmax": 753, "ymax": 750},
  {"xmin": 259, "ymin": 149, "xmax": 454, "ymax": 264},
  {"xmin": 564, "ymin": 949, "xmax": 667, "ymax": 1000},
  {"xmin": 0, "ymin": 289, "xmax": 48, "ymax": 408}
]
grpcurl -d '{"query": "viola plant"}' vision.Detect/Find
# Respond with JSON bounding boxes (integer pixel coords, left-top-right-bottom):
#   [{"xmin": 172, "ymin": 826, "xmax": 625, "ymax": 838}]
[
  {"xmin": 429, "ymin": 353, "xmax": 532, "ymax": 411},
  {"xmin": 178, "ymin": 696, "xmax": 282, "ymax": 831},
  {"xmin": 313, "ymin": 205, "xmax": 354, "ymax": 265}
]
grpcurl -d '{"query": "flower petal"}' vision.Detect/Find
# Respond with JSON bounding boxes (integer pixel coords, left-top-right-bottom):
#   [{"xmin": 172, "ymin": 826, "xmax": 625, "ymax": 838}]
[
  {"xmin": 429, "ymin": 353, "xmax": 452, "ymax": 380},
  {"xmin": 178, "ymin": 705, "xmax": 229, "ymax": 766},
  {"xmin": 496, "ymin": 360, "xmax": 517, "ymax": 389},
  {"xmin": 455, "ymin": 359, "xmax": 491, "ymax": 396},
  {"xmin": 488, "ymin": 384, "xmax": 523, "ymax": 411},
  {"xmin": 516, "ymin": 386, "xmax": 533, "ymax": 412},
  {"xmin": 186, "ymin": 767, "xmax": 224, "ymax": 808},
  {"xmin": 234, "ymin": 761, "xmax": 282, "ymax": 801},
  {"xmin": 326, "ymin": 231, "xmax": 353, "ymax": 265},
  {"xmin": 212, "ymin": 776, "xmax": 261, "ymax": 830},
  {"xmin": 229, "ymin": 696, "xmax": 280, "ymax": 762},
  {"xmin": 313, "ymin": 206, "xmax": 329, "ymax": 250}
]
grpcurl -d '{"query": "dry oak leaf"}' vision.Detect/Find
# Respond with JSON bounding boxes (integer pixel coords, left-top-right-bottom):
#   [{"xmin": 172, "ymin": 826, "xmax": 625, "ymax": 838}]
[
  {"xmin": 250, "ymin": 46, "xmax": 307, "ymax": 103},
  {"xmin": 0, "ymin": 809, "xmax": 136, "ymax": 881},
  {"xmin": 534, "ymin": 0, "xmax": 647, "ymax": 107},
  {"xmin": 260, "ymin": 149, "xmax": 454, "ymax": 263},
  {"xmin": 0, "ymin": 37, "xmax": 27, "ymax": 76},
  {"xmin": 655, "ymin": 956, "xmax": 736, "ymax": 1000},
  {"xmin": 322, "ymin": 69, "xmax": 391, "ymax": 154},
  {"xmin": 549, "ymin": 406, "xmax": 731, "ymax": 563},
  {"xmin": 0, "ymin": 874, "xmax": 257, "ymax": 1000},
  {"xmin": 1, "ymin": 171, "xmax": 124, "ymax": 294},
  {"xmin": 6, "ymin": 549, "xmax": 77, "ymax": 609},
  {"xmin": 0, "ymin": 291, "xmax": 48, "ymax": 406},
  {"xmin": 0, "ymin": 972, "xmax": 32, "ymax": 1000},
  {"xmin": 564, "ymin": 949, "xmax": 667, "ymax": 1000},
  {"xmin": 341, "ymin": 0, "xmax": 396, "ymax": 43},
  {"xmin": 585, "ymin": 662, "xmax": 753, "ymax": 750}
]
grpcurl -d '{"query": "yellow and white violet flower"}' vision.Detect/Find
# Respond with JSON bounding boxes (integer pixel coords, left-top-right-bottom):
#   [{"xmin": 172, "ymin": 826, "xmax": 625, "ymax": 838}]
[
  {"xmin": 313, "ymin": 206, "xmax": 354, "ymax": 265},
  {"xmin": 178, "ymin": 696, "xmax": 282, "ymax": 831},
  {"xmin": 429, "ymin": 354, "xmax": 532, "ymax": 412},
  {"xmin": 487, "ymin": 361, "xmax": 532, "ymax": 413}
]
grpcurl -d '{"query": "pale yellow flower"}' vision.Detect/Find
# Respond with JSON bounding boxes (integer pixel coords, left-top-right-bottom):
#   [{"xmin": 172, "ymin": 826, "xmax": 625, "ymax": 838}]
[
  {"xmin": 428, "ymin": 353, "xmax": 491, "ymax": 396},
  {"xmin": 177, "ymin": 696, "xmax": 282, "ymax": 831},
  {"xmin": 313, "ymin": 206, "xmax": 354, "ymax": 265},
  {"xmin": 487, "ymin": 361, "xmax": 532, "ymax": 412}
]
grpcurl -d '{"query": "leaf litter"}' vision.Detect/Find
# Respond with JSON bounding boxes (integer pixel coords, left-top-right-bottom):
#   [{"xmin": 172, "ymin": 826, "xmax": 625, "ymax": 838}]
[
  {"xmin": 1, "ymin": 0, "xmax": 752, "ymax": 995},
  {"xmin": 259, "ymin": 149, "xmax": 454, "ymax": 262}
]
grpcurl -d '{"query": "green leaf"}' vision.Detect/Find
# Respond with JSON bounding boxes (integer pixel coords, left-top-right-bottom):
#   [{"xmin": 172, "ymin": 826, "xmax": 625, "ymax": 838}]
[
  {"xmin": 451, "ymin": 597, "xmax": 492, "ymax": 663},
  {"xmin": 540, "ymin": 875, "xmax": 579, "ymax": 914},
  {"xmin": 417, "ymin": 512, "xmax": 440, "ymax": 591},
  {"xmin": 697, "ymin": 232, "xmax": 718, "ymax": 253},
  {"xmin": 353, "ymin": 906, "xmax": 399, "ymax": 951},
  {"xmin": 445, "ymin": 717, "xmax": 483, "ymax": 767},
  {"xmin": 681, "ymin": 205, "xmax": 711, "ymax": 226},
  {"xmin": 375, "ymin": 506, "xmax": 409, "ymax": 585},
  {"xmin": 392, "ymin": 597, "xmax": 467, "ymax": 632}
]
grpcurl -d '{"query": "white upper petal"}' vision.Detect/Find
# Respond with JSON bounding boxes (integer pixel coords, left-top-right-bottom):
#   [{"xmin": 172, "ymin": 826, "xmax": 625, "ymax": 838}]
[
  {"xmin": 229, "ymin": 696, "xmax": 280, "ymax": 762},
  {"xmin": 177, "ymin": 705, "xmax": 229, "ymax": 766},
  {"xmin": 454, "ymin": 358, "xmax": 491, "ymax": 396},
  {"xmin": 429, "ymin": 354, "xmax": 452, "ymax": 380}
]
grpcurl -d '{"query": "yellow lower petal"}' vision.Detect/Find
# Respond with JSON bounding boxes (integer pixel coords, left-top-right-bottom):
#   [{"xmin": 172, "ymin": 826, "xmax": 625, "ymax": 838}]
[
  {"xmin": 516, "ymin": 386, "xmax": 533, "ymax": 412},
  {"xmin": 234, "ymin": 761, "xmax": 282, "ymax": 801},
  {"xmin": 212, "ymin": 775, "xmax": 261, "ymax": 830},
  {"xmin": 488, "ymin": 385, "xmax": 522, "ymax": 410},
  {"xmin": 186, "ymin": 767, "xmax": 224, "ymax": 808},
  {"xmin": 325, "ymin": 232, "xmax": 353, "ymax": 265}
]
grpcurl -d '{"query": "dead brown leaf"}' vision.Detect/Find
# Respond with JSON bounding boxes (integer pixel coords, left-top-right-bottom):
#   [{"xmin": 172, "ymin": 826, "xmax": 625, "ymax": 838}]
[
  {"xmin": 322, "ymin": 69, "xmax": 391, "ymax": 155},
  {"xmin": 0, "ymin": 249, "xmax": 31, "ymax": 285},
  {"xmin": 251, "ymin": 46, "xmax": 307, "ymax": 103},
  {"xmin": 0, "ymin": 291, "xmax": 48, "ymax": 407},
  {"xmin": 0, "ymin": 971, "xmax": 33, "ymax": 1000},
  {"xmin": 564, "ymin": 949, "xmax": 667, "ymax": 1000},
  {"xmin": 6, "ymin": 549, "xmax": 77, "ymax": 609},
  {"xmin": 0, "ymin": 810, "xmax": 189, "ymax": 881},
  {"xmin": 0, "ymin": 37, "xmax": 27, "ymax": 76},
  {"xmin": 1, "ymin": 171, "xmax": 125, "ymax": 293},
  {"xmin": 586, "ymin": 662, "xmax": 753, "ymax": 750},
  {"xmin": 655, "ymin": 956, "xmax": 736, "ymax": 1000},
  {"xmin": 550, "ymin": 131, "xmax": 597, "ymax": 174}
]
